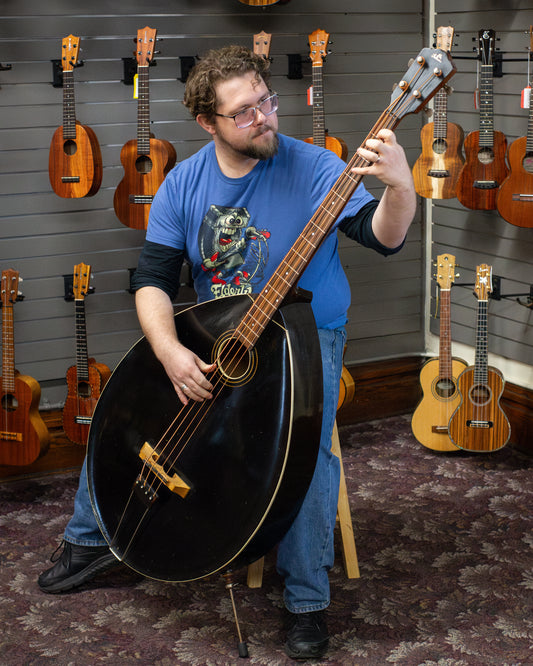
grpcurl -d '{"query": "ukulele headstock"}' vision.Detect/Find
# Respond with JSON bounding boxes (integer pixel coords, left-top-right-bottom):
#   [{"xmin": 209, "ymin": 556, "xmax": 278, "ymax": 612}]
[
  {"xmin": 474, "ymin": 263, "xmax": 493, "ymax": 302},
  {"xmin": 253, "ymin": 31, "xmax": 272, "ymax": 60},
  {"xmin": 136, "ymin": 26, "xmax": 157, "ymax": 66},
  {"xmin": 61, "ymin": 34, "xmax": 80, "ymax": 72},
  {"xmin": 73, "ymin": 263, "xmax": 92, "ymax": 300},
  {"xmin": 308, "ymin": 29, "xmax": 330, "ymax": 66},
  {"xmin": 1, "ymin": 269, "xmax": 21, "ymax": 308},
  {"xmin": 478, "ymin": 29, "xmax": 496, "ymax": 66},
  {"xmin": 436, "ymin": 26, "xmax": 455, "ymax": 53},
  {"xmin": 435, "ymin": 254, "xmax": 457, "ymax": 291}
]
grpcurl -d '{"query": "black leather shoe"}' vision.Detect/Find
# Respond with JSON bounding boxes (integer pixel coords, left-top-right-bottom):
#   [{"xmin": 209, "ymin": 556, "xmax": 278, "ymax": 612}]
[
  {"xmin": 285, "ymin": 610, "xmax": 329, "ymax": 660},
  {"xmin": 38, "ymin": 540, "xmax": 119, "ymax": 594}
]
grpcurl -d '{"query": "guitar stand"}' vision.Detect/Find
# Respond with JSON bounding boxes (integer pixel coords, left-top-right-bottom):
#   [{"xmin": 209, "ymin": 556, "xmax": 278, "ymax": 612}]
[{"xmin": 222, "ymin": 571, "xmax": 249, "ymax": 658}]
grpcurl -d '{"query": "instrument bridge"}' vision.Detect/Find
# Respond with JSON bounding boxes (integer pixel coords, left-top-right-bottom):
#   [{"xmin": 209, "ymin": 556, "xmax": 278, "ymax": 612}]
[{"xmin": 138, "ymin": 442, "xmax": 191, "ymax": 498}]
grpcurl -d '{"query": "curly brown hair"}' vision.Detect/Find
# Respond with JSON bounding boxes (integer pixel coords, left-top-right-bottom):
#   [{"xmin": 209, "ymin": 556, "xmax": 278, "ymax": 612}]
[{"xmin": 183, "ymin": 45, "xmax": 272, "ymax": 120}]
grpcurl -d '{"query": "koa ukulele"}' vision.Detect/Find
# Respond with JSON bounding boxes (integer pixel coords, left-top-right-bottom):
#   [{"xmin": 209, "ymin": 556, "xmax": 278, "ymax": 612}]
[
  {"xmin": 62, "ymin": 263, "xmax": 111, "ymax": 445},
  {"xmin": 113, "ymin": 27, "xmax": 177, "ymax": 230},
  {"xmin": 49, "ymin": 35, "xmax": 103, "ymax": 198},
  {"xmin": 412, "ymin": 26, "xmax": 465, "ymax": 199},
  {"xmin": 86, "ymin": 46, "xmax": 456, "ymax": 583},
  {"xmin": 448, "ymin": 264, "xmax": 511, "ymax": 452},
  {"xmin": 496, "ymin": 27, "xmax": 533, "ymax": 227},
  {"xmin": 411, "ymin": 254, "xmax": 467, "ymax": 451},
  {"xmin": 456, "ymin": 29, "xmax": 509, "ymax": 210},
  {"xmin": 0, "ymin": 269, "xmax": 49, "ymax": 466},
  {"xmin": 304, "ymin": 29, "xmax": 348, "ymax": 161}
]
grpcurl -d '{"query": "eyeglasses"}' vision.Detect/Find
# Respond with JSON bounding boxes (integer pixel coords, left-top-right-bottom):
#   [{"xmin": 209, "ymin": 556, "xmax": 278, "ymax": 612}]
[{"xmin": 215, "ymin": 93, "xmax": 278, "ymax": 129}]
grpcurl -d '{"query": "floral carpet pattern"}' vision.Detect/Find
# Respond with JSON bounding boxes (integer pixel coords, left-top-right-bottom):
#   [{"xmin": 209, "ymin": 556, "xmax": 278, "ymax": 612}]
[{"xmin": 1, "ymin": 414, "xmax": 532, "ymax": 665}]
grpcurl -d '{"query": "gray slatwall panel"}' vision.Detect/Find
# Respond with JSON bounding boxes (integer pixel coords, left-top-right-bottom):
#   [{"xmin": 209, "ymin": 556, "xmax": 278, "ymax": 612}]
[
  {"xmin": 1, "ymin": 0, "xmax": 425, "ymax": 407},
  {"xmin": 427, "ymin": 3, "xmax": 533, "ymax": 375}
]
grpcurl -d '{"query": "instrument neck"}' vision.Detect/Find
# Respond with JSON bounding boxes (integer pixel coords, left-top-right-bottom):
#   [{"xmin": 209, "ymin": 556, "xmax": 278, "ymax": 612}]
[
  {"xmin": 62, "ymin": 70, "xmax": 77, "ymax": 140},
  {"xmin": 1, "ymin": 305, "xmax": 15, "ymax": 392},
  {"xmin": 75, "ymin": 299, "xmax": 90, "ymax": 381},
  {"xmin": 478, "ymin": 64, "xmax": 494, "ymax": 146},
  {"xmin": 311, "ymin": 64, "xmax": 326, "ymax": 147},
  {"xmin": 433, "ymin": 88, "xmax": 448, "ymax": 139},
  {"xmin": 438, "ymin": 288, "xmax": 452, "ymax": 377},
  {"xmin": 137, "ymin": 64, "xmax": 151, "ymax": 153},
  {"xmin": 474, "ymin": 299, "xmax": 489, "ymax": 384}
]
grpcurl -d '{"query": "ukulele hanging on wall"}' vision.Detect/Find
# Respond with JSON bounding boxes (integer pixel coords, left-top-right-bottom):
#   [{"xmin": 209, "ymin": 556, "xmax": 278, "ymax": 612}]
[
  {"xmin": 0, "ymin": 269, "xmax": 50, "ymax": 466},
  {"xmin": 455, "ymin": 29, "xmax": 509, "ymax": 210},
  {"xmin": 62, "ymin": 263, "xmax": 111, "ymax": 445},
  {"xmin": 412, "ymin": 26, "xmax": 465, "ymax": 199},
  {"xmin": 448, "ymin": 264, "xmax": 511, "ymax": 452},
  {"xmin": 496, "ymin": 26, "xmax": 533, "ymax": 228},
  {"xmin": 113, "ymin": 27, "xmax": 177, "ymax": 230},
  {"xmin": 304, "ymin": 29, "xmax": 348, "ymax": 161},
  {"xmin": 49, "ymin": 35, "xmax": 103, "ymax": 198}
]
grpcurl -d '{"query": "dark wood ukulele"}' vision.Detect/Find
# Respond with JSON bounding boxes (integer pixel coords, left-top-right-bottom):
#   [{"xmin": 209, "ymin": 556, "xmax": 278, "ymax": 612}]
[
  {"xmin": 496, "ymin": 27, "xmax": 533, "ymax": 227},
  {"xmin": 456, "ymin": 29, "xmax": 509, "ymax": 210},
  {"xmin": 411, "ymin": 254, "xmax": 467, "ymax": 451},
  {"xmin": 62, "ymin": 263, "xmax": 111, "ymax": 445},
  {"xmin": 113, "ymin": 27, "xmax": 177, "ymax": 230},
  {"xmin": 304, "ymin": 29, "xmax": 348, "ymax": 161},
  {"xmin": 49, "ymin": 35, "xmax": 102, "ymax": 198},
  {"xmin": 448, "ymin": 264, "xmax": 511, "ymax": 452},
  {"xmin": 0, "ymin": 269, "xmax": 50, "ymax": 466},
  {"xmin": 412, "ymin": 26, "xmax": 465, "ymax": 199}
]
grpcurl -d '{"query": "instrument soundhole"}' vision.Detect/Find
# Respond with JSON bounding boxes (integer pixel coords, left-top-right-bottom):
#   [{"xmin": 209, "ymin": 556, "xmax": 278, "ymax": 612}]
[
  {"xmin": 212, "ymin": 332, "xmax": 258, "ymax": 387},
  {"xmin": 1, "ymin": 393, "xmax": 18, "ymax": 411},
  {"xmin": 478, "ymin": 147, "xmax": 494, "ymax": 165},
  {"xmin": 135, "ymin": 155, "xmax": 153, "ymax": 174},
  {"xmin": 432, "ymin": 138, "xmax": 447, "ymax": 155},
  {"xmin": 435, "ymin": 377, "xmax": 456, "ymax": 399},
  {"xmin": 77, "ymin": 381, "xmax": 92, "ymax": 398},
  {"xmin": 63, "ymin": 139, "xmax": 77, "ymax": 156},
  {"xmin": 469, "ymin": 383, "xmax": 491, "ymax": 406}
]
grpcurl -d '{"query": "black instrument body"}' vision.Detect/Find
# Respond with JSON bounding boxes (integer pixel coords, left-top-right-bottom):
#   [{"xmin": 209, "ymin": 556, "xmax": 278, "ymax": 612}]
[{"xmin": 87, "ymin": 294, "xmax": 322, "ymax": 582}]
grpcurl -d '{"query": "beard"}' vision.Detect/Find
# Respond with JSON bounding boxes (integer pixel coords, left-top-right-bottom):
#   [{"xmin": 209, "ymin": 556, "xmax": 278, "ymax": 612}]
[{"xmin": 241, "ymin": 129, "xmax": 279, "ymax": 160}]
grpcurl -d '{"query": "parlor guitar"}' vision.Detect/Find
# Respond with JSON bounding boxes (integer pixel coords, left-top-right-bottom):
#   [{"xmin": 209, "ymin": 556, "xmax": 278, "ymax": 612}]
[
  {"xmin": 49, "ymin": 35, "xmax": 103, "ymax": 198},
  {"xmin": 448, "ymin": 264, "xmax": 511, "ymax": 452},
  {"xmin": 0, "ymin": 270, "xmax": 50, "ymax": 466},
  {"xmin": 62, "ymin": 263, "xmax": 111, "ymax": 445},
  {"xmin": 87, "ymin": 47, "xmax": 456, "ymax": 583},
  {"xmin": 304, "ymin": 29, "xmax": 348, "ymax": 160},
  {"xmin": 411, "ymin": 254, "xmax": 467, "ymax": 451},
  {"xmin": 496, "ymin": 27, "xmax": 533, "ymax": 227},
  {"xmin": 456, "ymin": 29, "xmax": 509, "ymax": 210},
  {"xmin": 412, "ymin": 26, "xmax": 465, "ymax": 199},
  {"xmin": 113, "ymin": 27, "xmax": 177, "ymax": 230}
]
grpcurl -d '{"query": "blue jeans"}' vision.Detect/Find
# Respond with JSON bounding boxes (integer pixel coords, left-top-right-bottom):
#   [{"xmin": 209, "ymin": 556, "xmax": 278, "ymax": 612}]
[{"xmin": 65, "ymin": 327, "xmax": 346, "ymax": 612}]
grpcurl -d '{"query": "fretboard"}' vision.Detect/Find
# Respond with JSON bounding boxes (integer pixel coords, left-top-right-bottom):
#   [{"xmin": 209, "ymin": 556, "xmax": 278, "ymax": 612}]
[
  {"xmin": 433, "ymin": 87, "xmax": 448, "ymax": 140},
  {"xmin": 74, "ymin": 300, "xmax": 90, "ymax": 382},
  {"xmin": 1, "ymin": 305, "xmax": 15, "ymax": 393},
  {"xmin": 478, "ymin": 64, "xmax": 494, "ymax": 147},
  {"xmin": 438, "ymin": 288, "xmax": 452, "ymax": 378},
  {"xmin": 137, "ymin": 65, "xmax": 151, "ymax": 154},
  {"xmin": 311, "ymin": 65, "xmax": 326, "ymax": 147},
  {"xmin": 474, "ymin": 300, "xmax": 489, "ymax": 385},
  {"xmin": 62, "ymin": 70, "xmax": 77, "ymax": 140}
]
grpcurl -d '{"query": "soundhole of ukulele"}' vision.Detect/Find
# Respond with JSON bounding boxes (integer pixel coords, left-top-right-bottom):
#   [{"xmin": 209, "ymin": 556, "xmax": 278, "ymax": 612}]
[
  {"xmin": 77, "ymin": 381, "xmax": 92, "ymax": 398},
  {"xmin": 468, "ymin": 384, "xmax": 491, "ymax": 406},
  {"xmin": 522, "ymin": 152, "xmax": 533, "ymax": 174},
  {"xmin": 63, "ymin": 139, "xmax": 77, "ymax": 156},
  {"xmin": 478, "ymin": 148, "xmax": 494, "ymax": 165},
  {"xmin": 212, "ymin": 332, "xmax": 258, "ymax": 387},
  {"xmin": 135, "ymin": 155, "xmax": 153, "ymax": 174},
  {"xmin": 432, "ymin": 138, "xmax": 448, "ymax": 155},
  {"xmin": 434, "ymin": 377, "xmax": 456, "ymax": 399},
  {"xmin": 1, "ymin": 393, "xmax": 18, "ymax": 411}
]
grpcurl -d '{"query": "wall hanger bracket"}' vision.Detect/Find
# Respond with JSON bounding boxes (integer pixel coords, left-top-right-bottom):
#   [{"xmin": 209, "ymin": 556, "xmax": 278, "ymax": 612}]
[
  {"xmin": 63, "ymin": 273, "xmax": 94, "ymax": 301},
  {"xmin": 179, "ymin": 56, "xmax": 197, "ymax": 83}
]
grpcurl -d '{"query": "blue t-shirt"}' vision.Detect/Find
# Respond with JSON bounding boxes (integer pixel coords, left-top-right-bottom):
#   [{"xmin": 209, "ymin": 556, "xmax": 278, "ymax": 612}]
[{"xmin": 146, "ymin": 134, "xmax": 376, "ymax": 329}]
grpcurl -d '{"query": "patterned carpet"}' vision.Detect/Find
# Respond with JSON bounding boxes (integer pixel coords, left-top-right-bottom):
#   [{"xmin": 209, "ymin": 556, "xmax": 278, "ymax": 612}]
[{"xmin": 1, "ymin": 414, "xmax": 532, "ymax": 665}]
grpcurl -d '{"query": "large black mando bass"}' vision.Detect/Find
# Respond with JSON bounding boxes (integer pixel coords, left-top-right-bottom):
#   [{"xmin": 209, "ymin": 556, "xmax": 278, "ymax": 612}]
[{"xmin": 87, "ymin": 47, "xmax": 456, "ymax": 583}]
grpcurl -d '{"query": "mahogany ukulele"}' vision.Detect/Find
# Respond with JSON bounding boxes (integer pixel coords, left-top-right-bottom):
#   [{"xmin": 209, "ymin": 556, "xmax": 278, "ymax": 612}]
[
  {"xmin": 412, "ymin": 27, "xmax": 465, "ymax": 199},
  {"xmin": 113, "ymin": 27, "xmax": 177, "ymax": 230},
  {"xmin": 304, "ymin": 29, "xmax": 348, "ymax": 161},
  {"xmin": 448, "ymin": 264, "xmax": 511, "ymax": 452},
  {"xmin": 49, "ymin": 35, "xmax": 103, "ymax": 198},
  {"xmin": 0, "ymin": 270, "xmax": 49, "ymax": 466},
  {"xmin": 496, "ymin": 27, "xmax": 533, "ymax": 227},
  {"xmin": 62, "ymin": 263, "xmax": 111, "ymax": 445},
  {"xmin": 456, "ymin": 29, "xmax": 509, "ymax": 210},
  {"xmin": 411, "ymin": 254, "xmax": 467, "ymax": 451}
]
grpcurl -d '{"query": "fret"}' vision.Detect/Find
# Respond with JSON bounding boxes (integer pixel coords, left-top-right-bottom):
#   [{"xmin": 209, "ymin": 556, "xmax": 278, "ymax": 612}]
[
  {"xmin": 62, "ymin": 70, "xmax": 76, "ymax": 139},
  {"xmin": 438, "ymin": 289, "xmax": 452, "ymax": 378},
  {"xmin": 137, "ymin": 65, "xmax": 151, "ymax": 154},
  {"xmin": 74, "ymin": 300, "xmax": 90, "ymax": 382}
]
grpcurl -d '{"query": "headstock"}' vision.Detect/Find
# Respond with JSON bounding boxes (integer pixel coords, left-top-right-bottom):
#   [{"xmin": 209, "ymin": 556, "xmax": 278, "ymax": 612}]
[
  {"xmin": 478, "ymin": 29, "xmax": 496, "ymax": 66},
  {"xmin": 61, "ymin": 34, "xmax": 80, "ymax": 73},
  {"xmin": 435, "ymin": 254, "xmax": 457, "ymax": 291},
  {"xmin": 253, "ymin": 31, "xmax": 272, "ymax": 60},
  {"xmin": 1, "ymin": 269, "xmax": 21, "ymax": 308},
  {"xmin": 475, "ymin": 264, "xmax": 493, "ymax": 301},
  {"xmin": 436, "ymin": 26, "xmax": 455, "ymax": 53},
  {"xmin": 308, "ymin": 29, "xmax": 330, "ymax": 67},
  {"xmin": 136, "ymin": 26, "xmax": 157, "ymax": 66},
  {"xmin": 73, "ymin": 263, "xmax": 92, "ymax": 300}
]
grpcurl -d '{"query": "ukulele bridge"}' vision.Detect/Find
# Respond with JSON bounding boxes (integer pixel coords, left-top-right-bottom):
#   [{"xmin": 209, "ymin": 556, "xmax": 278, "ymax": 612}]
[
  {"xmin": 466, "ymin": 419, "xmax": 493, "ymax": 429},
  {"xmin": 427, "ymin": 169, "xmax": 449, "ymax": 178},
  {"xmin": 473, "ymin": 180, "xmax": 498, "ymax": 189},
  {"xmin": 61, "ymin": 176, "xmax": 81, "ymax": 183},
  {"xmin": 129, "ymin": 195, "xmax": 154, "ymax": 204},
  {"xmin": 512, "ymin": 193, "xmax": 533, "ymax": 201},
  {"xmin": 0, "ymin": 430, "xmax": 22, "ymax": 442},
  {"xmin": 75, "ymin": 416, "xmax": 92, "ymax": 425}
]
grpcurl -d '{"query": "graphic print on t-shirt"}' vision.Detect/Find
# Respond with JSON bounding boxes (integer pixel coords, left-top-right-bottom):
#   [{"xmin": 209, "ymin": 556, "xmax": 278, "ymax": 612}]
[{"xmin": 198, "ymin": 204, "xmax": 270, "ymax": 299}]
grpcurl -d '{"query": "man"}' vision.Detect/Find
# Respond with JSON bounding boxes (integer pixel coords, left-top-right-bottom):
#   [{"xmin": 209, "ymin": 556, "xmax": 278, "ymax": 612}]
[{"xmin": 38, "ymin": 45, "xmax": 416, "ymax": 661}]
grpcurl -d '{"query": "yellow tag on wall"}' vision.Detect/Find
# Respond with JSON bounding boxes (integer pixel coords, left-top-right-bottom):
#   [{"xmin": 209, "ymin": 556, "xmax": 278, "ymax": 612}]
[{"xmin": 133, "ymin": 73, "xmax": 138, "ymax": 99}]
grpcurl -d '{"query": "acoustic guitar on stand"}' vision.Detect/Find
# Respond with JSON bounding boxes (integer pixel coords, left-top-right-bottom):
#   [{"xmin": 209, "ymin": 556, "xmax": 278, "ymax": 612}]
[
  {"xmin": 304, "ymin": 29, "xmax": 348, "ymax": 161},
  {"xmin": 412, "ymin": 26, "xmax": 465, "ymax": 199},
  {"xmin": 62, "ymin": 263, "xmax": 111, "ymax": 445},
  {"xmin": 448, "ymin": 264, "xmax": 511, "ymax": 452},
  {"xmin": 496, "ymin": 27, "xmax": 533, "ymax": 227},
  {"xmin": 48, "ymin": 35, "xmax": 102, "ymax": 198},
  {"xmin": 0, "ymin": 270, "xmax": 50, "ymax": 466},
  {"xmin": 456, "ymin": 29, "xmax": 509, "ymax": 210},
  {"xmin": 411, "ymin": 254, "xmax": 467, "ymax": 451},
  {"xmin": 113, "ymin": 27, "xmax": 177, "ymax": 230}
]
